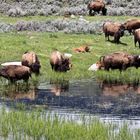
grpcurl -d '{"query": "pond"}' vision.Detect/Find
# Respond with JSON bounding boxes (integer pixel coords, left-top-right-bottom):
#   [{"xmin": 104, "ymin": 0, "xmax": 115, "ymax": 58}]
[{"xmin": 0, "ymin": 79, "xmax": 140, "ymax": 130}]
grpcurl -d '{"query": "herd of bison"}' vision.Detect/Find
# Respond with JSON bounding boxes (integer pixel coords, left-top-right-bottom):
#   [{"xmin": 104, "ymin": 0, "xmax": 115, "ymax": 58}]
[{"xmin": 1, "ymin": 0, "xmax": 140, "ymax": 83}]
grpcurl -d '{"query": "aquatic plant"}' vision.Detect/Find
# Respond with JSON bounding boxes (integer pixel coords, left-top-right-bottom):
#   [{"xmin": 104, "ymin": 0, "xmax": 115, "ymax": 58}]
[{"xmin": 0, "ymin": 108, "xmax": 139, "ymax": 140}]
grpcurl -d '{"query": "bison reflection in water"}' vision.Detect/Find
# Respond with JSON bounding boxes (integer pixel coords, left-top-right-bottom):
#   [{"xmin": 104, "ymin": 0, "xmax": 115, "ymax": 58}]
[
  {"xmin": 5, "ymin": 89, "xmax": 36, "ymax": 100},
  {"xmin": 0, "ymin": 65, "xmax": 31, "ymax": 83},
  {"xmin": 50, "ymin": 80, "xmax": 69, "ymax": 96},
  {"xmin": 100, "ymin": 81, "xmax": 140, "ymax": 97}
]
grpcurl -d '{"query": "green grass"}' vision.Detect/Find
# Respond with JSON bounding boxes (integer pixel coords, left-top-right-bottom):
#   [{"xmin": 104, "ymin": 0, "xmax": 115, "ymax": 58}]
[
  {"xmin": 0, "ymin": 14, "xmax": 140, "ymax": 24},
  {"xmin": 0, "ymin": 108, "xmax": 139, "ymax": 140},
  {"xmin": 0, "ymin": 31, "xmax": 140, "ymax": 84}
]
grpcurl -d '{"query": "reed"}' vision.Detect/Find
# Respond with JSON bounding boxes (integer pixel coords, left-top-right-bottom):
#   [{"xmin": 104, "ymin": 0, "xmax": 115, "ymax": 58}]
[{"xmin": 0, "ymin": 108, "xmax": 139, "ymax": 140}]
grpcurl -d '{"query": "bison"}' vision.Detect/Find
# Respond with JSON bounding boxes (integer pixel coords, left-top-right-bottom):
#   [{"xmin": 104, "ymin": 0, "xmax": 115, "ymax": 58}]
[
  {"xmin": 99, "ymin": 52, "xmax": 140, "ymax": 71},
  {"xmin": 133, "ymin": 29, "xmax": 140, "ymax": 48},
  {"xmin": 0, "ymin": 65, "xmax": 31, "ymax": 83},
  {"xmin": 21, "ymin": 51, "xmax": 41, "ymax": 75},
  {"xmin": 50, "ymin": 51, "xmax": 72, "ymax": 72},
  {"xmin": 123, "ymin": 19, "xmax": 140, "ymax": 35},
  {"xmin": 88, "ymin": 0, "xmax": 107, "ymax": 16},
  {"xmin": 103, "ymin": 22, "xmax": 125, "ymax": 43},
  {"xmin": 73, "ymin": 45, "xmax": 90, "ymax": 53}
]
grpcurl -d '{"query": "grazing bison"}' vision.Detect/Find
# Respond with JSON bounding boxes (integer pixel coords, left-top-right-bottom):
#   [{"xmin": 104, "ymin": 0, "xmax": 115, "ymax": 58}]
[
  {"xmin": 123, "ymin": 19, "xmax": 140, "ymax": 34},
  {"xmin": 0, "ymin": 65, "xmax": 31, "ymax": 82},
  {"xmin": 133, "ymin": 29, "xmax": 140, "ymax": 48},
  {"xmin": 50, "ymin": 51, "xmax": 72, "ymax": 72},
  {"xmin": 99, "ymin": 52, "xmax": 139, "ymax": 71},
  {"xmin": 73, "ymin": 45, "xmax": 90, "ymax": 53},
  {"xmin": 22, "ymin": 51, "xmax": 41, "ymax": 75},
  {"xmin": 103, "ymin": 22, "xmax": 125, "ymax": 43},
  {"xmin": 88, "ymin": 0, "xmax": 107, "ymax": 16}
]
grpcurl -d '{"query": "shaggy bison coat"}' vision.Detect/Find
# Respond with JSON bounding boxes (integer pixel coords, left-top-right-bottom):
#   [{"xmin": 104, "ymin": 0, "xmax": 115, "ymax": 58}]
[
  {"xmin": 103, "ymin": 22, "xmax": 125, "ymax": 43},
  {"xmin": 133, "ymin": 29, "xmax": 140, "ymax": 48},
  {"xmin": 88, "ymin": 0, "xmax": 107, "ymax": 16},
  {"xmin": 22, "ymin": 51, "xmax": 41, "ymax": 75},
  {"xmin": 50, "ymin": 51, "xmax": 72, "ymax": 72},
  {"xmin": 99, "ymin": 52, "xmax": 140, "ymax": 71},
  {"xmin": 123, "ymin": 19, "xmax": 140, "ymax": 34},
  {"xmin": 0, "ymin": 65, "xmax": 31, "ymax": 82}
]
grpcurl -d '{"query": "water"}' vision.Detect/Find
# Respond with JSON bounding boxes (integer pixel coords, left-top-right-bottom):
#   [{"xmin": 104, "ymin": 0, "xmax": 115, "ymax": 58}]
[{"xmin": 0, "ymin": 79, "xmax": 140, "ymax": 130}]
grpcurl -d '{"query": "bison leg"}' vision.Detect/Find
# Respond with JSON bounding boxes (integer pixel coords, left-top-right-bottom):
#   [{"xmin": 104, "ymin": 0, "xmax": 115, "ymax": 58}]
[
  {"xmin": 139, "ymin": 41, "xmax": 140, "ymax": 48},
  {"xmin": 89, "ymin": 9, "xmax": 93, "ymax": 16},
  {"xmin": 134, "ymin": 37, "xmax": 137, "ymax": 47}
]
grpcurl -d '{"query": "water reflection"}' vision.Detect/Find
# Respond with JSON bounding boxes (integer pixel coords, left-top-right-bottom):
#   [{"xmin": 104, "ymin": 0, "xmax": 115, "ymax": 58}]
[
  {"xmin": 0, "ymin": 79, "xmax": 140, "ymax": 117},
  {"xmin": 49, "ymin": 79, "xmax": 69, "ymax": 96},
  {"xmin": 100, "ymin": 81, "xmax": 140, "ymax": 97}
]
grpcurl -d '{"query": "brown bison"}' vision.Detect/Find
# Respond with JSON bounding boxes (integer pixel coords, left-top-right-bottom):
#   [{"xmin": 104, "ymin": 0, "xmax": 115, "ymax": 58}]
[
  {"xmin": 0, "ymin": 65, "xmax": 31, "ymax": 82},
  {"xmin": 103, "ymin": 22, "xmax": 125, "ymax": 43},
  {"xmin": 99, "ymin": 52, "xmax": 140, "ymax": 71},
  {"xmin": 22, "ymin": 51, "xmax": 41, "ymax": 75},
  {"xmin": 133, "ymin": 29, "xmax": 140, "ymax": 48},
  {"xmin": 73, "ymin": 45, "xmax": 90, "ymax": 53},
  {"xmin": 50, "ymin": 51, "xmax": 72, "ymax": 72},
  {"xmin": 123, "ymin": 19, "xmax": 140, "ymax": 34},
  {"xmin": 88, "ymin": 0, "xmax": 107, "ymax": 16}
]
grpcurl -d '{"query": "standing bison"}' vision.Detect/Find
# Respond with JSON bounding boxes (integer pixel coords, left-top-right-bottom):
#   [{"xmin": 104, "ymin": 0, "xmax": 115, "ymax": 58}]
[
  {"xmin": 123, "ymin": 19, "xmax": 140, "ymax": 34},
  {"xmin": 133, "ymin": 29, "xmax": 140, "ymax": 48},
  {"xmin": 88, "ymin": 0, "xmax": 107, "ymax": 16},
  {"xmin": 99, "ymin": 52, "xmax": 140, "ymax": 71},
  {"xmin": 50, "ymin": 51, "xmax": 72, "ymax": 72},
  {"xmin": 22, "ymin": 51, "xmax": 41, "ymax": 75},
  {"xmin": 0, "ymin": 65, "xmax": 31, "ymax": 83},
  {"xmin": 103, "ymin": 22, "xmax": 125, "ymax": 43}
]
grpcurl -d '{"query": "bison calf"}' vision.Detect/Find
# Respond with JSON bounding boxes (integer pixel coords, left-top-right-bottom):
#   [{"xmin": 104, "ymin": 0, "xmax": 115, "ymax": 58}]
[
  {"xmin": 0, "ymin": 65, "xmax": 31, "ymax": 83},
  {"xmin": 73, "ymin": 45, "xmax": 90, "ymax": 53},
  {"xmin": 22, "ymin": 51, "xmax": 41, "ymax": 75},
  {"xmin": 50, "ymin": 51, "xmax": 72, "ymax": 72}
]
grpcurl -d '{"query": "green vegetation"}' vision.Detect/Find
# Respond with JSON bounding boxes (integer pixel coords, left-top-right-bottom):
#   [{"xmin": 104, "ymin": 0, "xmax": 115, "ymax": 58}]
[
  {"xmin": 0, "ymin": 108, "xmax": 139, "ymax": 140},
  {"xmin": 0, "ymin": 31, "xmax": 140, "ymax": 84},
  {"xmin": 0, "ymin": 14, "xmax": 140, "ymax": 24}
]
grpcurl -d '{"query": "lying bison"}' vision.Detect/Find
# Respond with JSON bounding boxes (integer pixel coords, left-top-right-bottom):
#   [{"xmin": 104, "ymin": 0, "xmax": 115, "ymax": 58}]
[
  {"xmin": 88, "ymin": 0, "xmax": 107, "ymax": 16},
  {"xmin": 0, "ymin": 65, "xmax": 31, "ymax": 83},
  {"xmin": 99, "ymin": 52, "xmax": 140, "ymax": 71},
  {"xmin": 123, "ymin": 19, "xmax": 140, "ymax": 35},
  {"xmin": 22, "ymin": 51, "xmax": 41, "ymax": 75},
  {"xmin": 133, "ymin": 29, "xmax": 140, "ymax": 48},
  {"xmin": 50, "ymin": 51, "xmax": 72, "ymax": 72},
  {"xmin": 73, "ymin": 45, "xmax": 90, "ymax": 53},
  {"xmin": 103, "ymin": 22, "xmax": 125, "ymax": 43}
]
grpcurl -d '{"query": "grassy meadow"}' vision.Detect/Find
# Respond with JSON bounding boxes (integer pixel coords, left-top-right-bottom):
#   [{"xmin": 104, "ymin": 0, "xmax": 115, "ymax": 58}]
[{"xmin": 0, "ymin": 28, "xmax": 140, "ymax": 84}]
